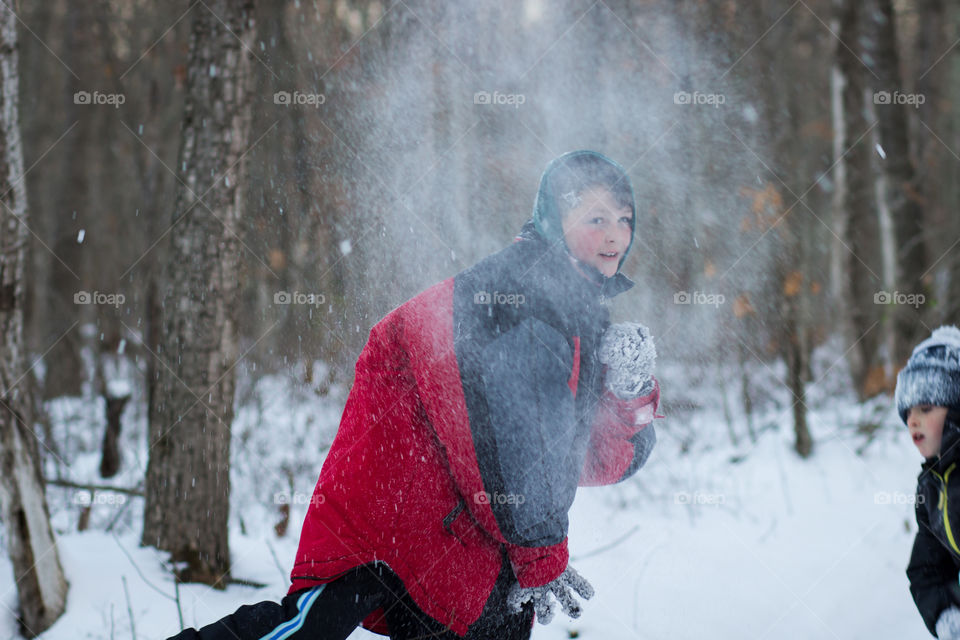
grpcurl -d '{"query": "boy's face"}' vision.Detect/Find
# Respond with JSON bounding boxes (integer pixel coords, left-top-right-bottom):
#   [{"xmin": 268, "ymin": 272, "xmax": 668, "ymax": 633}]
[
  {"xmin": 560, "ymin": 185, "xmax": 633, "ymax": 278},
  {"xmin": 907, "ymin": 405, "xmax": 949, "ymax": 459}
]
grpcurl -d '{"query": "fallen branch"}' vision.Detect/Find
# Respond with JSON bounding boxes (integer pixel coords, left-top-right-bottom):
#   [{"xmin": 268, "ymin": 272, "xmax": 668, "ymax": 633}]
[{"xmin": 46, "ymin": 478, "xmax": 144, "ymax": 497}]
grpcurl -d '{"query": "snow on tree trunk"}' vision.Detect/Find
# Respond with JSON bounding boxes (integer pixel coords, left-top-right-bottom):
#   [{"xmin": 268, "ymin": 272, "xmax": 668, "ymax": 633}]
[
  {"xmin": 142, "ymin": 0, "xmax": 256, "ymax": 586},
  {"xmin": 0, "ymin": 1, "xmax": 68, "ymax": 633}
]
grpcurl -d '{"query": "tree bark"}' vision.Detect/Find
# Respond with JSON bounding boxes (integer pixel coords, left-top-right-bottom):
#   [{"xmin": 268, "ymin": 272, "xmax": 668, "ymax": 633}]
[
  {"xmin": 0, "ymin": 1, "xmax": 68, "ymax": 633},
  {"xmin": 142, "ymin": 0, "xmax": 257, "ymax": 587},
  {"xmin": 865, "ymin": 0, "xmax": 931, "ymax": 365},
  {"xmin": 836, "ymin": 0, "xmax": 883, "ymax": 399}
]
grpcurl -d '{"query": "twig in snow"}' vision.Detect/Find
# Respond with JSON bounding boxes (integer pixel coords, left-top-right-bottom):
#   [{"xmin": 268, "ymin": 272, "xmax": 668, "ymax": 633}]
[
  {"xmin": 174, "ymin": 575, "xmax": 184, "ymax": 631},
  {"xmin": 111, "ymin": 533, "xmax": 176, "ymax": 602},
  {"xmin": 105, "ymin": 492, "xmax": 134, "ymax": 533},
  {"xmin": 571, "ymin": 525, "xmax": 640, "ymax": 561},
  {"xmin": 122, "ymin": 575, "xmax": 137, "ymax": 640},
  {"xmin": 266, "ymin": 539, "xmax": 287, "ymax": 584}
]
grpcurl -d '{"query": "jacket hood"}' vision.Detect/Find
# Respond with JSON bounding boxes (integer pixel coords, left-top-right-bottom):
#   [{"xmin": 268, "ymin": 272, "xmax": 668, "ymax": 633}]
[{"xmin": 531, "ymin": 150, "xmax": 637, "ymax": 272}]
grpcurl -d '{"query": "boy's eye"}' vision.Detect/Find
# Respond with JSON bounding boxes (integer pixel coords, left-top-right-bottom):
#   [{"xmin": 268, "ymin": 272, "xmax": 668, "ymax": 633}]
[{"xmin": 619, "ymin": 216, "xmax": 632, "ymax": 225}]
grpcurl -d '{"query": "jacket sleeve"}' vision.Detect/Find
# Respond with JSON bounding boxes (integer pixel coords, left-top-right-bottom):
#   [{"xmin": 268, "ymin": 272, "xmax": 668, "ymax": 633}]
[
  {"xmin": 475, "ymin": 317, "xmax": 579, "ymax": 538},
  {"xmin": 502, "ymin": 538, "xmax": 570, "ymax": 588},
  {"xmin": 907, "ymin": 497, "xmax": 960, "ymax": 636},
  {"xmin": 468, "ymin": 316, "xmax": 582, "ymax": 587},
  {"xmin": 579, "ymin": 378, "xmax": 661, "ymax": 487}
]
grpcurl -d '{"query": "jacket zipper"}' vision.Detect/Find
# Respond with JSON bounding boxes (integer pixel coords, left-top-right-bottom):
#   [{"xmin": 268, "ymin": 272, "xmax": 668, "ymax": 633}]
[{"xmin": 933, "ymin": 462, "xmax": 960, "ymax": 556}]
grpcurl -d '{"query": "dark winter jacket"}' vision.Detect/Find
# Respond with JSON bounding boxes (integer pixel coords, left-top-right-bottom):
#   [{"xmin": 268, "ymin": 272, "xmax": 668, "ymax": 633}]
[
  {"xmin": 908, "ymin": 409, "xmax": 960, "ymax": 636},
  {"xmin": 286, "ymin": 153, "xmax": 661, "ymax": 636}
]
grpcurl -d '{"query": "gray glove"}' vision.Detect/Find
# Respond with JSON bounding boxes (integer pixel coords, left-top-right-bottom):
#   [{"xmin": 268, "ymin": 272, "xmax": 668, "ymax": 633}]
[
  {"xmin": 506, "ymin": 565, "xmax": 595, "ymax": 625},
  {"xmin": 938, "ymin": 607, "xmax": 960, "ymax": 640},
  {"xmin": 598, "ymin": 322, "xmax": 657, "ymax": 399}
]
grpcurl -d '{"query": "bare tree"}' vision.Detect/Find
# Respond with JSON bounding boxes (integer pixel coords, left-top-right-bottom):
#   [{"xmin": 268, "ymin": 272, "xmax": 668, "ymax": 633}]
[
  {"xmin": 835, "ymin": 0, "xmax": 884, "ymax": 399},
  {"xmin": 142, "ymin": 0, "xmax": 257, "ymax": 586},
  {"xmin": 865, "ymin": 0, "xmax": 931, "ymax": 365},
  {"xmin": 0, "ymin": 1, "xmax": 68, "ymax": 633}
]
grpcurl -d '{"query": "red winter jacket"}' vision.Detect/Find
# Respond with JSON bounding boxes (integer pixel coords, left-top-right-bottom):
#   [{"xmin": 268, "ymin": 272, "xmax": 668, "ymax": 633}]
[{"xmin": 286, "ymin": 220, "xmax": 661, "ymax": 635}]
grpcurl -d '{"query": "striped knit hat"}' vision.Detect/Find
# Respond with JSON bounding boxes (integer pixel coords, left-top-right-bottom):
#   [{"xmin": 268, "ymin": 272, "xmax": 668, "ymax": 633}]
[{"xmin": 895, "ymin": 325, "xmax": 960, "ymax": 424}]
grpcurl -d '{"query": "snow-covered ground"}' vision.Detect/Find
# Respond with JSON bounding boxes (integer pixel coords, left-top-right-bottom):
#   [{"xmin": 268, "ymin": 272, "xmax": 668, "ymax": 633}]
[{"xmin": 0, "ymin": 353, "xmax": 935, "ymax": 639}]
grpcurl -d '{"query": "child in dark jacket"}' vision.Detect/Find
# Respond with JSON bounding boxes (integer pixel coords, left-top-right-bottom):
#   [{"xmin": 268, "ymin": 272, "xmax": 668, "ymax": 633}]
[
  {"xmin": 168, "ymin": 150, "xmax": 662, "ymax": 640},
  {"xmin": 899, "ymin": 326, "xmax": 960, "ymax": 638}
]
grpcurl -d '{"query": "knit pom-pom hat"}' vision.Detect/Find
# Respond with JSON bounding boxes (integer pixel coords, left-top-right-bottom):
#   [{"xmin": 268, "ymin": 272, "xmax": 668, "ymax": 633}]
[{"xmin": 894, "ymin": 325, "xmax": 960, "ymax": 424}]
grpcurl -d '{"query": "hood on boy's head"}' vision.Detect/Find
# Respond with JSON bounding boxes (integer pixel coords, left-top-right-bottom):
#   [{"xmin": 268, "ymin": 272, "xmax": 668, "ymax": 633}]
[
  {"xmin": 894, "ymin": 325, "xmax": 960, "ymax": 424},
  {"xmin": 530, "ymin": 150, "xmax": 637, "ymax": 272}
]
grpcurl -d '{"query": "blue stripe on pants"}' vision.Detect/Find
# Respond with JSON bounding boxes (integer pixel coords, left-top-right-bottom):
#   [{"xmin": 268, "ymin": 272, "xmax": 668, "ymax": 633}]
[{"xmin": 258, "ymin": 586, "xmax": 324, "ymax": 640}]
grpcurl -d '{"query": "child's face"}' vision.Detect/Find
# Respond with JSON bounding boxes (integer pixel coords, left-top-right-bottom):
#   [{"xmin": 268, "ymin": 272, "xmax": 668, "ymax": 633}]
[
  {"xmin": 907, "ymin": 405, "xmax": 949, "ymax": 458},
  {"xmin": 560, "ymin": 185, "xmax": 633, "ymax": 278}
]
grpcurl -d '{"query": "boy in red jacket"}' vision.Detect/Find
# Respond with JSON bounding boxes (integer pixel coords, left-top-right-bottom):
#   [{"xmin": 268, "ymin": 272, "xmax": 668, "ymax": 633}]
[{"xmin": 169, "ymin": 150, "xmax": 662, "ymax": 640}]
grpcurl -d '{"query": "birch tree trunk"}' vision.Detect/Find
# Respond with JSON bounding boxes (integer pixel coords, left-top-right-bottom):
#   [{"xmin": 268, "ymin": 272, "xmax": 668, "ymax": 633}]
[
  {"xmin": 142, "ymin": 0, "xmax": 256, "ymax": 586},
  {"xmin": 0, "ymin": 1, "xmax": 68, "ymax": 633}
]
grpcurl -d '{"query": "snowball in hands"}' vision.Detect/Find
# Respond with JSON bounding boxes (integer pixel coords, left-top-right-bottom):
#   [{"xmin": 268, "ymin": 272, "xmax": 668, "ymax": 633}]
[
  {"xmin": 599, "ymin": 322, "xmax": 657, "ymax": 399},
  {"xmin": 938, "ymin": 608, "xmax": 960, "ymax": 640},
  {"xmin": 506, "ymin": 565, "xmax": 595, "ymax": 625}
]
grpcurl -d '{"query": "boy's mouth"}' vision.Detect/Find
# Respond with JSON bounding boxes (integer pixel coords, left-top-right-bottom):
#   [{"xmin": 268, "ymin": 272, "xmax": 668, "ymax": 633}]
[
  {"xmin": 913, "ymin": 433, "xmax": 925, "ymax": 445},
  {"xmin": 598, "ymin": 251, "xmax": 619, "ymax": 260}
]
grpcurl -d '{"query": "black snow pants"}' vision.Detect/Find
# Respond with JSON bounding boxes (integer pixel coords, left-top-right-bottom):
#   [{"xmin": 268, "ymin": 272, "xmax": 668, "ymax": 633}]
[{"xmin": 167, "ymin": 552, "xmax": 534, "ymax": 640}]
